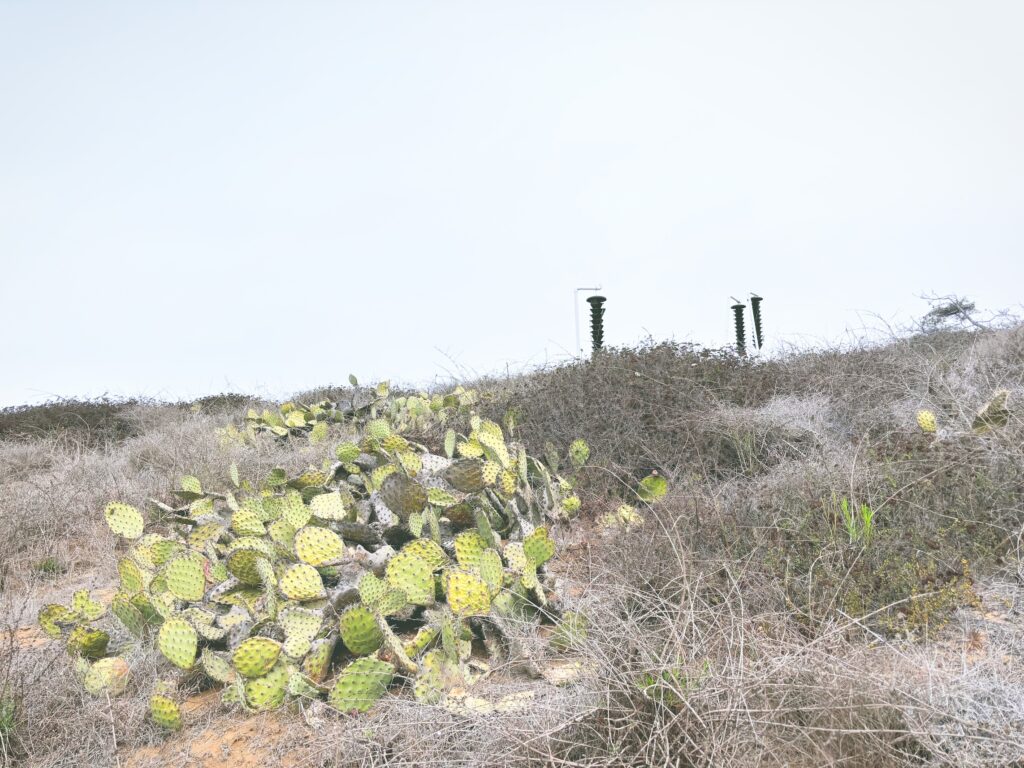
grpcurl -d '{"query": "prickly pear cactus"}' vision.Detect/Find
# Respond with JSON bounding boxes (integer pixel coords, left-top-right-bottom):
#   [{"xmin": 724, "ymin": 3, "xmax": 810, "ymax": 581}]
[{"xmin": 41, "ymin": 377, "xmax": 594, "ymax": 728}]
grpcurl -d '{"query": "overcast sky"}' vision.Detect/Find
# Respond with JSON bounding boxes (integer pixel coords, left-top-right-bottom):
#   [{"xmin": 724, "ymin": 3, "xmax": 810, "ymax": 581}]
[{"xmin": 2, "ymin": 1, "xmax": 1022, "ymax": 407}]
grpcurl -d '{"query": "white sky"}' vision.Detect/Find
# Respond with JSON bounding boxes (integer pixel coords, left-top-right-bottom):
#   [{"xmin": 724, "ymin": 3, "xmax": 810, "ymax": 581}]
[{"xmin": 2, "ymin": 2, "xmax": 1022, "ymax": 407}]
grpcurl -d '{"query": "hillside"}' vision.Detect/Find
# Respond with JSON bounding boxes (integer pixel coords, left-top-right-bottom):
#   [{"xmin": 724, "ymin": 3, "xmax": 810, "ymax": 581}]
[{"xmin": 3, "ymin": 325, "xmax": 1024, "ymax": 767}]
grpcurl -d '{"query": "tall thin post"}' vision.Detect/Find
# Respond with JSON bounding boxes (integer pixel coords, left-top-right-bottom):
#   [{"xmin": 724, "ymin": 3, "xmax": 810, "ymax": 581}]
[
  {"xmin": 587, "ymin": 295, "xmax": 606, "ymax": 354},
  {"xmin": 750, "ymin": 294, "xmax": 764, "ymax": 350},
  {"xmin": 574, "ymin": 286, "xmax": 602, "ymax": 358},
  {"xmin": 731, "ymin": 301, "xmax": 747, "ymax": 356}
]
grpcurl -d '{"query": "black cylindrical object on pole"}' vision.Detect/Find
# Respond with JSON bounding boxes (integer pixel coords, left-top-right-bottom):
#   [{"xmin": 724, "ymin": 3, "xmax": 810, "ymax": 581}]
[
  {"xmin": 587, "ymin": 295, "xmax": 606, "ymax": 354},
  {"xmin": 732, "ymin": 302, "xmax": 747, "ymax": 356},
  {"xmin": 750, "ymin": 294, "xmax": 763, "ymax": 350}
]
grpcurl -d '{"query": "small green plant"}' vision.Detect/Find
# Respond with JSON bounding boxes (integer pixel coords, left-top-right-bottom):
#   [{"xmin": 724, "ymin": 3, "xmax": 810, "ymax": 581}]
[
  {"xmin": 32, "ymin": 557, "xmax": 66, "ymax": 577},
  {"xmin": 823, "ymin": 494, "xmax": 876, "ymax": 546},
  {"xmin": 0, "ymin": 694, "xmax": 16, "ymax": 742}
]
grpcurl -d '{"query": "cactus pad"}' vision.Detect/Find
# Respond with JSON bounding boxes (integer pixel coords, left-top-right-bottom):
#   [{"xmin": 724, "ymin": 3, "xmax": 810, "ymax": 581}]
[
  {"xmin": 328, "ymin": 657, "xmax": 394, "ymax": 713},
  {"xmin": 401, "ymin": 538, "xmax": 449, "ymax": 570},
  {"xmin": 232, "ymin": 637, "xmax": 283, "ymax": 678},
  {"xmin": 916, "ymin": 409, "xmax": 937, "ymax": 433},
  {"xmin": 478, "ymin": 549, "xmax": 504, "ymax": 595},
  {"xmin": 67, "ymin": 625, "xmax": 110, "ymax": 658},
  {"xmin": 523, "ymin": 527, "xmax": 555, "ymax": 566},
  {"xmin": 454, "ymin": 531, "xmax": 487, "ymax": 570},
  {"xmin": 443, "ymin": 571, "xmax": 491, "ymax": 615},
  {"xmin": 569, "ymin": 439, "xmax": 590, "ymax": 467},
  {"xmin": 111, "ymin": 592, "xmax": 147, "ymax": 636},
  {"xmin": 302, "ymin": 637, "xmax": 336, "ymax": 682},
  {"xmin": 71, "ymin": 590, "xmax": 106, "ymax": 621},
  {"xmin": 201, "ymin": 649, "xmax": 236, "ymax": 684},
  {"xmin": 279, "ymin": 563, "xmax": 326, "ymax": 601},
  {"xmin": 379, "ymin": 473, "xmax": 428, "ymax": 519},
  {"xmin": 294, "ymin": 525, "xmax": 345, "ymax": 566},
  {"xmin": 104, "ymin": 502, "xmax": 144, "ymax": 539},
  {"xmin": 243, "ymin": 661, "xmax": 289, "ymax": 711},
  {"xmin": 150, "ymin": 694, "xmax": 183, "ymax": 730},
  {"xmin": 309, "ymin": 490, "xmax": 348, "ymax": 521},
  {"xmin": 280, "ymin": 606, "xmax": 322, "ymax": 658},
  {"xmin": 165, "ymin": 553, "xmax": 207, "ymax": 602},
  {"xmin": 38, "ymin": 604, "xmax": 75, "ymax": 638},
  {"xmin": 340, "ymin": 604, "xmax": 384, "ymax": 655},
  {"xmin": 335, "ymin": 441, "xmax": 361, "ymax": 463},
  {"xmin": 385, "ymin": 550, "xmax": 435, "ymax": 606},
  {"xmin": 158, "ymin": 618, "xmax": 198, "ymax": 669},
  {"xmin": 83, "ymin": 657, "xmax": 130, "ymax": 697}
]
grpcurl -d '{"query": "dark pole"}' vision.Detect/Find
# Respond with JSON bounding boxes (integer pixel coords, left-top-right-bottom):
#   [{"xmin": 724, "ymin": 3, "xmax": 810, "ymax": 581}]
[
  {"xmin": 731, "ymin": 301, "xmax": 746, "ymax": 356},
  {"xmin": 750, "ymin": 294, "xmax": 763, "ymax": 350},
  {"xmin": 587, "ymin": 296, "xmax": 606, "ymax": 354}
]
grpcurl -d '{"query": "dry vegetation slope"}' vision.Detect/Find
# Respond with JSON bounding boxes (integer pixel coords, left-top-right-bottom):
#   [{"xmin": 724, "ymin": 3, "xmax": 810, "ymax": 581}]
[{"xmin": 3, "ymin": 325, "xmax": 1024, "ymax": 767}]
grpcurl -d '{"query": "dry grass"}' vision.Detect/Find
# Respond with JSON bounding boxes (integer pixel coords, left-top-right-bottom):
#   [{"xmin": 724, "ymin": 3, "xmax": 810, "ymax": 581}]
[{"xmin": 3, "ymin": 325, "xmax": 1024, "ymax": 766}]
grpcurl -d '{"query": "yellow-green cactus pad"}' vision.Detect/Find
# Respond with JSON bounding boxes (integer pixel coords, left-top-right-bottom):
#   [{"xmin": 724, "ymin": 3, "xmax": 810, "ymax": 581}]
[
  {"xmin": 498, "ymin": 469, "xmax": 518, "ymax": 496},
  {"xmin": 165, "ymin": 553, "xmax": 207, "ymax": 602},
  {"xmin": 550, "ymin": 611, "xmax": 589, "ymax": 652},
  {"xmin": 231, "ymin": 507, "xmax": 265, "ymax": 537},
  {"xmin": 481, "ymin": 461, "xmax": 500, "ymax": 486},
  {"xmin": 357, "ymin": 572, "xmax": 387, "ymax": 608},
  {"xmin": 71, "ymin": 590, "xmax": 106, "ymax": 621},
  {"xmin": 280, "ymin": 606, "xmax": 322, "ymax": 659},
  {"xmin": 385, "ymin": 550, "xmax": 435, "ymax": 606},
  {"xmin": 403, "ymin": 625, "xmax": 439, "ymax": 658},
  {"xmin": 279, "ymin": 563, "xmax": 326, "ymax": 601},
  {"xmin": 111, "ymin": 592, "xmax": 146, "ymax": 636},
  {"xmin": 454, "ymin": 531, "xmax": 488, "ymax": 570},
  {"xmin": 396, "ymin": 450, "xmax": 422, "ymax": 477},
  {"xmin": 444, "ymin": 571, "xmax": 491, "ymax": 616},
  {"xmin": 427, "ymin": 487, "xmax": 459, "ymax": 508},
  {"xmin": 201, "ymin": 649, "xmax": 236, "ymax": 684},
  {"xmin": 104, "ymin": 502, "xmax": 144, "ymax": 539},
  {"xmin": 335, "ymin": 442, "xmax": 361, "ymax": 463},
  {"xmin": 376, "ymin": 587, "xmax": 409, "ymax": 617},
  {"xmin": 150, "ymin": 694, "xmax": 182, "ymax": 730},
  {"xmin": 401, "ymin": 538, "xmax": 449, "ymax": 570},
  {"xmin": 67, "ymin": 625, "xmax": 110, "ymax": 658},
  {"xmin": 379, "ymin": 474, "xmax": 428, "ymax": 519},
  {"xmin": 339, "ymin": 604, "xmax": 383, "ymax": 656},
  {"xmin": 38, "ymin": 604, "xmax": 76, "ymax": 638},
  {"xmin": 478, "ymin": 549, "xmax": 504, "ymax": 596},
  {"xmin": 180, "ymin": 475, "xmax": 203, "ymax": 495},
  {"xmin": 369, "ymin": 464, "xmax": 398, "ymax": 491},
  {"xmin": 244, "ymin": 660, "xmax": 290, "ymax": 711},
  {"xmin": 149, "ymin": 539, "xmax": 184, "ymax": 567},
  {"xmin": 476, "ymin": 421, "xmax": 511, "ymax": 468},
  {"xmin": 309, "ymin": 490, "xmax": 348, "ymax": 521},
  {"xmin": 309, "ymin": 421, "xmax": 329, "ymax": 444},
  {"xmin": 158, "ymin": 618, "xmax": 198, "ymax": 669},
  {"xmin": 267, "ymin": 518, "xmax": 297, "ymax": 549},
  {"xmin": 569, "ymin": 439, "xmax": 590, "ymax": 467},
  {"xmin": 83, "ymin": 657, "xmax": 130, "ymax": 697},
  {"xmin": 281, "ymin": 490, "xmax": 312, "ymax": 528},
  {"xmin": 292, "ymin": 469, "xmax": 328, "ymax": 489},
  {"xmin": 457, "ymin": 439, "xmax": 484, "ymax": 459},
  {"xmin": 302, "ymin": 637, "xmax": 336, "ymax": 683},
  {"xmin": 366, "ymin": 418, "xmax": 391, "ymax": 441},
  {"xmin": 188, "ymin": 522, "xmax": 225, "ymax": 550},
  {"xmin": 916, "ymin": 409, "xmax": 937, "ymax": 433},
  {"xmin": 523, "ymin": 527, "xmax": 555, "ymax": 566},
  {"xmin": 232, "ymin": 637, "xmax": 283, "ymax": 678},
  {"xmin": 503, "ymin": 542, "xmax": 527, "ymax": 573},
  {"xmin": 294, "ymin": 526, "xmax": 345, "ymax": 566},
  {"xmin": 637, "ymin": 473, "xmax": 668, "ymax": 502},
  {"xmin": 328, "ymin": 657, "xmax": 394, "ymax": 713}
]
